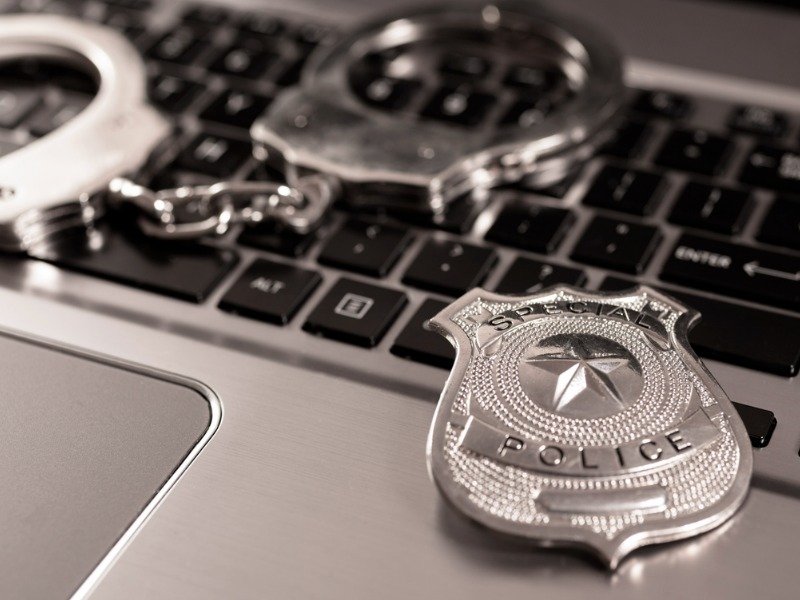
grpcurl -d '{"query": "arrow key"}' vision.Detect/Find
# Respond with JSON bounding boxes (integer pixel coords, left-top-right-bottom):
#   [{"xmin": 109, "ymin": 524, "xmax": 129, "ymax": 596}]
[{"xmin": 661, "ymin": 234, "xmax": 800, "ymax": 311}]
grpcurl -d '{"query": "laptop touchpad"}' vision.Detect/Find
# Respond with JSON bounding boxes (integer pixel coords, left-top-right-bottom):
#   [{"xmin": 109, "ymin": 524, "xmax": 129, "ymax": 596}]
[{"xmin": 0, "ymin": 331, "xmax": 215, "ymax": 599}]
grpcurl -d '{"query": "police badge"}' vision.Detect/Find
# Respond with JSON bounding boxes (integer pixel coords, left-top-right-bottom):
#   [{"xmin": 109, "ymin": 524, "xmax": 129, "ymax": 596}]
[{"xmin": 427, "ymin": 286, "xmax": 752, "ymax": 568}]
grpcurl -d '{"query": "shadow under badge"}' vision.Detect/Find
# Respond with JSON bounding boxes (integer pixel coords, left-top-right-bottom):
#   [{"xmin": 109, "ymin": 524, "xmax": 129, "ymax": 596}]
[{"xmin": 426, "ymin": 285, "xmax": 752, "ymax": 568}]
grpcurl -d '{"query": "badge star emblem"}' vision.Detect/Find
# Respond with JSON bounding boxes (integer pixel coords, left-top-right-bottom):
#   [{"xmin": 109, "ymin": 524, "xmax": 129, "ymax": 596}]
[{"xmin": 524, "ymin": 338, "xmax": 632, "ymax": 413}]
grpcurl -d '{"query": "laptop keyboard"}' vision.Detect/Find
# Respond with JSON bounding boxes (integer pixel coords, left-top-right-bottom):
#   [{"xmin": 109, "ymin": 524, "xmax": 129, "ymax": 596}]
[{"xmin": 0, "ymin": 0, "xmax": 798, "ymax": 454}]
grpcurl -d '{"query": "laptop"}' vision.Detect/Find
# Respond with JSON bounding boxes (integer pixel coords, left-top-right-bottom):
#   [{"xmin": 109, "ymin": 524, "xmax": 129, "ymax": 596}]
[{"xmin": 0, "ymin": 0, "xmax": 798, "ymax": 597}]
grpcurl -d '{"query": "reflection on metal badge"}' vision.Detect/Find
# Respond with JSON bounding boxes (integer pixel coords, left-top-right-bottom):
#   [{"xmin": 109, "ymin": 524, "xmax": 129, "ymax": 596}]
[{"xmin": 427, "ymin": 286, "xmax": 752, "ymax": 568}]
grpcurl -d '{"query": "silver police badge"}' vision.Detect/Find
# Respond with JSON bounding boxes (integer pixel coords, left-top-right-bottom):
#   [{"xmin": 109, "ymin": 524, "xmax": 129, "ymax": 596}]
[{"xmin": 427, "ymin": 286, "xmax": 752, "ymax": 568}]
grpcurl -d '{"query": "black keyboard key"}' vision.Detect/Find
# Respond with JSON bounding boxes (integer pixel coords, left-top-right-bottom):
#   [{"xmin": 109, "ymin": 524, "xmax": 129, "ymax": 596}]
[
  {"xmin": 238, "ymin": 13, "xmax": 285, "ymax": 38},
  {"xmin": 274, "ymin": 54, "xmax": 308, "ymax": 88},
  {"xmin": 513, "ymin": 169, "xmax": 580, "ymax": 199},
  {"xmin": 26, "ymin": 0, "xmax": 85, "ymax": 15},
  {"xmin": 431, "ymin": 196, "xmax": 485, "ymax": 233},
  {"xmin": 420, "ymin": 86, "xmax": 495, "ymax": 127},
  {"xmin": 237, "ymin": 221, "xmax": 317, "ymax": 258},
  {"xmin": 740, "ymin": 144, "xmax": 800, "ymax": 195},
  {"xmin": 176, "ymin": 133, "xmax": 251, "ymax": 178},
  {"xmin": 632, "ymin": 89, "xmax": 691, "ymax": 119},
  {"xmin": 654, "ymin": 129, "xmax": 733, "ymax": 176},
  {"xmin": 500, "ymin": 97, "xmax": 552, "ymax": 128},
  {"xmin": 571, "ymin": 217, "xmax": 661, "ymax": 274},
  {"xmin": 149, "ymin": 74, "xmax": 203, "ymax": 113},
  {"xmin": 48, "ymin": 64, "xmax": 97, "ymax": 94},
  {"xmin": 729, "ymin": 105, "xmax": 788, "ymax": 138},
  {"xmin": 208, "ymin": 44, "xmax": 278, "ymax": 80},
  {"xmin": 317, "ymin": 219, "xmax": 412, "ymax": 277},
  {"xmin": 146, "ymin": 27, "xmax": 206, "ymax": 65},
  {"xmin": 668, "ymin": 182, "xmax": 751, "ymax": 235},
  {"xmin": 103, "ymin": 0, "xmax": 150, "ymax": 10},
  {"xmin": 503, "ymin": 64, "xmax": 558, "ymax": 91},
  {"xmin": 495, "ymin": 258, "xmax": 586, "ymax": 295},
  {"xmin": 353, "ymin": 75, "xmax": 422, "ymax": 111},
  {"xmin": 295, "ymin": 23, "xmax": 335, "ymax": 47},
  {"xmin": 601, "ymin": 119, "xmax": 651, "ymax": 159},
  {"xmin": 732, "ymin": 403, "xmax": 776, "ymax": 448},
  {"xmin": 103, "ymin": 9, "xmax": 146, "ymax": 41},
  {"xmin": 219, "ymin": 259, "xmax": 321, "ymax": 325},
  {"xmin": 347, "ymin": 46, "xmax": 410, "ymax": 103},
  {"xmin": 439, "ymin": 53, "xmax": 491, "ymax": 78},
  {"xmin": 758, "ymin": 196, "xmax": 800, "ymax": 250},
  {"xmin": 661, "ymin": 234, "xmax": 800, "ymax": 311},
  {"xmin": 1, "ymin": 58, "xmax": 93, "ymax": 92},
  {"xmin": 582, "ymin": 165, "xmax": 664, "ymax": 216},
  {"xmin": 485, "ymin": 201, "xmax": 574, "ymax": 254},
  {"xmin": 34, "ymin": 220, "xmax": 238, "ymax": 303},
  {"xmin": 403, "ymin": 240, "xmax": 496, "ymax": 296},
  {"xmin": 601, "ymin": 276, "xmax": 800, "ymax": 377},
  {"xmin": 303, "ymin": 278, "xmax": 407, "ymax": 347},
  {"xmin": 28, "ymin": 92, "xmax": 90, "ymax": 137},
  {"xmin": 390, "ymin": 298, "xmax": 455, "ymax": 369},
  {"xmin": 0, "ymin": 87, "xmax": 40, "ymax": 128},
  {"xmin": 357, "ymin": 48, "xmax": 403, "ymax": 71},
  {"xmin": 396, "ymin": 194, "xmax": 483, "ymax": 234},
  {"xmin": 182, "ymin": 4, "xmax": 230, "ymax": 26},
  {"xmin": 200, "ymin": 90, "xmax": 272, "ymax": 130}
]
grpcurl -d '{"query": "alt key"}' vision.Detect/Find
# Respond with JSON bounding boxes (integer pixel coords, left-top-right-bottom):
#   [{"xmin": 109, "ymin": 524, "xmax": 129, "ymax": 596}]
[{"xmin": 219, "ymin": 259, "xmax": 322, "ymax": 325}]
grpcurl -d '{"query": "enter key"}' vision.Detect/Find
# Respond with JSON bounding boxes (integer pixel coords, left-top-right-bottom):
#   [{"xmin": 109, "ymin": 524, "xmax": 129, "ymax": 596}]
[{"xmin": 661, "ymin": 234, "xmax": 800, "ymax": 311}]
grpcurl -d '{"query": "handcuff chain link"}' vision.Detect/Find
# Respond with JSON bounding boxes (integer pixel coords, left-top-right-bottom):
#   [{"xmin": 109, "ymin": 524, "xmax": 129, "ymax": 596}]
[{"xmin": 107, "ymin": 175, "xmax": 334, "ymax": 240}]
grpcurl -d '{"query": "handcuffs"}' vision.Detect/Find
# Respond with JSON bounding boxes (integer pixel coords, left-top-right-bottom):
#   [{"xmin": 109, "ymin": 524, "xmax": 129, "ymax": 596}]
[{"xmin": 0, "ymin": 1, "xmax": 623, "ymax": 253}]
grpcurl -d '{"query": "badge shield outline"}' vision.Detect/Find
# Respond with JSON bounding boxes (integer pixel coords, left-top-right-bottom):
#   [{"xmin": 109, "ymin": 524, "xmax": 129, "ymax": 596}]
[{"xmin": 427, "ymin": 285, "xmax": 752, "ymax": 568}]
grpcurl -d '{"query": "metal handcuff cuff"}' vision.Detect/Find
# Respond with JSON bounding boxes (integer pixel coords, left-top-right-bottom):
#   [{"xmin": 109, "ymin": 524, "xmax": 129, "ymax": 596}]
[{"xmin": 0, "ymin": 2, "xmax": 623, "ymax": 253}]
